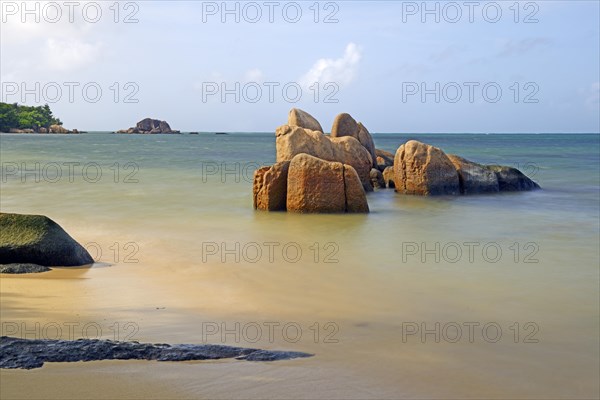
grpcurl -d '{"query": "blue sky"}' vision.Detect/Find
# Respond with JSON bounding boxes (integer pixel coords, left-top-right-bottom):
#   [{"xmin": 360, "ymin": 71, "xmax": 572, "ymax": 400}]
[{"xmin": 1, "ymin": 0, "xmax": 599, "ymax": 132}]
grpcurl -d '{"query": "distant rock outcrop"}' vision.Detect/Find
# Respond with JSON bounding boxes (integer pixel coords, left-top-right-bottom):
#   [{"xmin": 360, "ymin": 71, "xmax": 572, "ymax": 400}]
[
  {"xmin": 116, "ymin": 118, "xmax": 180, "ymax": 134},
  {"xmin": 7, "ymin": 125, "xmax": 79, "ymax": 134}
]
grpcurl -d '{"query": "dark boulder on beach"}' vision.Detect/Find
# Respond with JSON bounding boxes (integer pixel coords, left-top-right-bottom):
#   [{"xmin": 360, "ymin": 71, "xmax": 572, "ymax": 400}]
[
  {"xmin": 0, "ymin": 213, "xmax": 93, "ymax": 267},
  {"xmin": 0, "ymin": 336, "xmax": 313, "ymax": 369}
]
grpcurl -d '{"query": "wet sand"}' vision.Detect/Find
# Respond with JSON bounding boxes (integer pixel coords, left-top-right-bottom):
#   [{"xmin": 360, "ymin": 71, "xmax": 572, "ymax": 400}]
[{"xmin": 2, "ymin": 239, "xmax": 599, "ymax": 399}]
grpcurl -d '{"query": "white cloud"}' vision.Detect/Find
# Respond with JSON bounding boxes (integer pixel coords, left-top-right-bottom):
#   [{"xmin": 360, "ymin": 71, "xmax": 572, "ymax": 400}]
[
  {"xmin": 42, "ymin": 38, "xmax": 102, "ymax": 72},
  {"xmin": 300, "ymin": 43, "xmax": 362, "ymax": 89}
]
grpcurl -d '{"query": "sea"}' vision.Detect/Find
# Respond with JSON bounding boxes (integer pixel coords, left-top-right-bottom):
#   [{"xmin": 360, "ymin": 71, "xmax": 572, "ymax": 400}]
[{"xmin": 0, "ymin": 132, "xmax": 598, "ymax": 399}]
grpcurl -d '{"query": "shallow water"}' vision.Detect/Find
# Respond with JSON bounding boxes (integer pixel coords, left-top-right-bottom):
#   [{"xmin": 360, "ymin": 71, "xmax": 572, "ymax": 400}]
[{"xmin": 1, "ymin": 132, "xmax": 599, "ymax": 399}]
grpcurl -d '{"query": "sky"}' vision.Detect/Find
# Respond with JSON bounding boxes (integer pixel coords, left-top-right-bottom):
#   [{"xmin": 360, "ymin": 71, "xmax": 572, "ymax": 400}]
[{"xmin": 1, "ymin": 0, "xmax": 599, "ymax": 133}]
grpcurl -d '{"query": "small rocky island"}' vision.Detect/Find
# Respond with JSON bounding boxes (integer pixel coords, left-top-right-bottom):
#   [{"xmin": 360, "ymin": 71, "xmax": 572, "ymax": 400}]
[
  {"xmin": 253, "ymin": 109, "xmax": 540, "ymax": 213},
  {"xmin": 116, "ymin": 118, "xmax": 180, "ymax": 134}
]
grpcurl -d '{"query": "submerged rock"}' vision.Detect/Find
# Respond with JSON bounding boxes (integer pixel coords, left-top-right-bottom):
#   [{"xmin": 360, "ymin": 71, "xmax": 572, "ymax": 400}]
[
  {"xmin": 0, "ymin": 336, "xmax": 313, "ymax": 369},
  {"xmin": 0, "ymin": 213, "xmax": 93, "ymax": 266},
  {"xmin": 0, "ymin": 263, "xmax": 51, "ymax": 274}
]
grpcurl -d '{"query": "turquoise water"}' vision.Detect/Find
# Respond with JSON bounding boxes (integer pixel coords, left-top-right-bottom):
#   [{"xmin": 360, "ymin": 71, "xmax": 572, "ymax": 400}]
[{"xmin": 1, "ymin": 132, "xmax": 599, "ymax": 399}]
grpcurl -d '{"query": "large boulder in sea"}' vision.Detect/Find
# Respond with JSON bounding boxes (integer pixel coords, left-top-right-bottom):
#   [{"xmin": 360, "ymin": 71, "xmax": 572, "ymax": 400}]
[
  {"xmin": 392, "ymin": 140, "xmax": 540, "ymax": 196},
  {"xmin": 0, "ymin": 213, "xmax": 93, "ymax": 267},
  {"xmin": 330, "ymin": 113, "xmax": 378, "ymax": 169},
  {"xmin": 253, "ymin": 161, "xmax": 290, "ymax": 211},
  {"xmin": 487, "ymin": 165, "xmax": 540, "ymax": 191},
  {"xmin": 288, "ymin": 108, "xmax": 323, "ymax": 133},
  {"xmin": 447, "ymin": 155, "xmax": 500, "ymax": 194},
  {"xmin": 286, "ymin": 154, "xmax": 369, "ymax": 213},
  {"xmin": 275, "ymin": 125, "xmax": 373, "ymax": 191},
  {"xmin": 393, "ymin": 140, "xmax": 460, "ymax": 195}
]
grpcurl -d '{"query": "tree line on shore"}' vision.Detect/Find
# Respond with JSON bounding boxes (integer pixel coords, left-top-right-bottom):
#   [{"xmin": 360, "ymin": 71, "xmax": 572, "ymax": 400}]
[{"xmin": 0, "ymin": 102, "xmax": 63, "ymax": 132}]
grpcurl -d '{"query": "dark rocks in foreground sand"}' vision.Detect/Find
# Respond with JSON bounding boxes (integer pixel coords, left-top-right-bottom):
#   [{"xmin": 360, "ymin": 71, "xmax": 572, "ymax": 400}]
[
  {"xmin": 0, "ymin": 336, "xmax": 313, "ymax": 369},
  {"xmin": 0, "ymin": 213, "xmax": 93, "ymax": 267},
  {"xmin": 0, "ymin": 263, "xmax": 51, "ymax": 274}
]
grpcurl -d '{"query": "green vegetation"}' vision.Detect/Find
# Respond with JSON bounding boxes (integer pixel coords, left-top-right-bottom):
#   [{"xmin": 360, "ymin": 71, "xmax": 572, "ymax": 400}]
[{"xmin": 0, "ymin": 102, "xmax": 62, "ymax": 132}]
